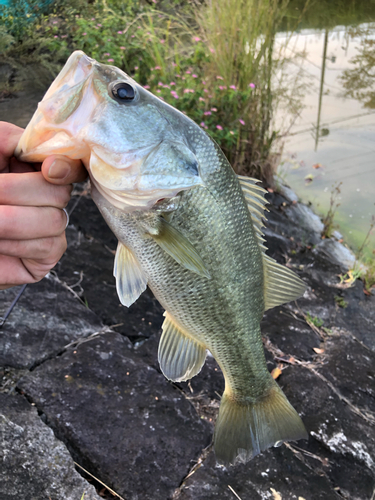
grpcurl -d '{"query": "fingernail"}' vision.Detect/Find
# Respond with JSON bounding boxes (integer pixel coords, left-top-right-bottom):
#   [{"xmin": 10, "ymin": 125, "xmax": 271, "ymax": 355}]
[{"xmin": 48, "ymin": 159, "xmax": 71, "ymax": 180}]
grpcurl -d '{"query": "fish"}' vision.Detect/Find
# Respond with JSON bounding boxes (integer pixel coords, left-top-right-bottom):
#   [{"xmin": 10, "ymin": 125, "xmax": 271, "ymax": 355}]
[{"xmin": 16, "ymin": 50, "xmax": 308, "ymax": 464}]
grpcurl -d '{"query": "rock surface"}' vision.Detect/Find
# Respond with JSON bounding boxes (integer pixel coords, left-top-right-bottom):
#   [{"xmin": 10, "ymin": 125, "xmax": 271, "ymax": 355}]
[{"xmin": 0, "ymin": 393, "xmax": 102, "ymax": 500}]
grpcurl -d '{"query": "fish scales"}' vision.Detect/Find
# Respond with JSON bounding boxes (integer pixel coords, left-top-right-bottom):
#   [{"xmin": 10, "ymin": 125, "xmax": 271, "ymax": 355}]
[{"xmin": 16, "ymin": 50, "xmax": 308, "ymax": 465}]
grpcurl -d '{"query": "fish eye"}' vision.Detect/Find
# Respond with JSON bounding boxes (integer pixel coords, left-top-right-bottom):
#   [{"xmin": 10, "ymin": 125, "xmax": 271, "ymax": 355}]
[{"xmin": 109, "ymin": 82, "xmax": 136, "ymax": 103}]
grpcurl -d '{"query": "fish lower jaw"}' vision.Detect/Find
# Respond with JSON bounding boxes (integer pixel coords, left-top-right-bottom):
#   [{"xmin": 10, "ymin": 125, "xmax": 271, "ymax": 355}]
[{"xmin": 90, "ymin": 177, "xmax": 183, "ymax": 212}]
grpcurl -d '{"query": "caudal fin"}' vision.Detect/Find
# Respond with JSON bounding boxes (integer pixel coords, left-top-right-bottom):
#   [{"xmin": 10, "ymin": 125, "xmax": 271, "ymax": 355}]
[{"xmin": 214, "ymin": 382, "xmax": 307, "ymax": 465}]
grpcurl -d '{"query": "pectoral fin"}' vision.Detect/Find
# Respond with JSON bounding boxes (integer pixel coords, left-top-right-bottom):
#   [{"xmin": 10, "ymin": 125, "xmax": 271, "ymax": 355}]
[
  {"xmin": 149, "ymin": 218, "xmax": 211, "ymax": 279},
  {"xmin": 114, "ymin": 242, "xmax": 147, "ymax": 307},
  {"xmin": 158, "ymin": 312, "xmax": 207, "ymax": 382}
]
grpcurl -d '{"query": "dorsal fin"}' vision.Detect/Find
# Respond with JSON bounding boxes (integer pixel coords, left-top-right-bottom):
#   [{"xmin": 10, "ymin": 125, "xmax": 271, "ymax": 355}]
[{"xmin": 238, "ymin": 175, "xmax": 306, "ymax": 310}]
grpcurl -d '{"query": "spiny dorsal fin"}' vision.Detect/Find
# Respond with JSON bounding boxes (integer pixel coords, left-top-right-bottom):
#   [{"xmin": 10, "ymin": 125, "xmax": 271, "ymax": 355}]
[
  {"xmin": 149, "ymin": 217, "xmax": 211, "ymax": 279},
  {"xmin": 158, "ymin": 312, "xmax": 207, "ymax": 382},
  {"xmin": 238, "ymin": 175, "xmax": 269, "ymax": 250},
  {"xmin": 238, "ymin": 175, "xmax": 305, "ymax": 309},
  {"xmin": 114, "ymin": 242, "xmax": 147, "ymax": 307}
]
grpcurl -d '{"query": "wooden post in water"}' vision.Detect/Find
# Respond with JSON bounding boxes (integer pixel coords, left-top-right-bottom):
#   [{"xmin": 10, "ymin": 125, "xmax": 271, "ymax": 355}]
[{"xmin": 315, "ymin": 29, "xmax": 329, "ymax": 151}]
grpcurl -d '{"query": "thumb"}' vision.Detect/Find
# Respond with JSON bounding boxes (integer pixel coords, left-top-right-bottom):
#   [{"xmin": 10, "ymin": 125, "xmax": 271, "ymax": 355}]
[{"xmin": 42, "ymin": 155, "xmax": 88, "ymax": 185}]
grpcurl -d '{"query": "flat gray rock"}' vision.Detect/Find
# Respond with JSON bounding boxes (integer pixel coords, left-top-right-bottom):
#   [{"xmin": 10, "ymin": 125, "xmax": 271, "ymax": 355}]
[
  {"xmin": 0, "ymin": 393, "xmax": 101, "ymax": 500},
  {"xmin": 0, "ymin": 275, "xmax": 103, "ymax": 369},
  {"xmin": 18, "ymin": 330, "xmax": 212, "ymax": 500}
]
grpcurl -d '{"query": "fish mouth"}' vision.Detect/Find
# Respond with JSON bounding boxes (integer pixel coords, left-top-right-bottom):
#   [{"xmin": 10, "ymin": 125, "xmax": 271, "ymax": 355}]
[{"xmin": 15, "ymin": 51, "xmax": 95, "ymax": 162}]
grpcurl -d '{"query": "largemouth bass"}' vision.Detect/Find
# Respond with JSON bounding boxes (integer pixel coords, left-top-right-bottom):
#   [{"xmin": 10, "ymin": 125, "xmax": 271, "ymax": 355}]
[{"xmin": 16, "ymin": 51, "xmax": 308, "ymax": 464}]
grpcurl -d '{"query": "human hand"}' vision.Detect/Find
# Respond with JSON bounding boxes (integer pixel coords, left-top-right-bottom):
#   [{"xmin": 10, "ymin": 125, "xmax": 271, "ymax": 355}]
[{"xmin": 0, "ymin": 121, "xmax": 87, "ymax": 290}]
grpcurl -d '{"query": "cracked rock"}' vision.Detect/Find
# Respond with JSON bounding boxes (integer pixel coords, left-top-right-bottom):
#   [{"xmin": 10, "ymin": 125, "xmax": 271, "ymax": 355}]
[
  {"xmin": 18, "ymin": 330, "xmax": 212, "ymax": 500},
  {"xmin": 0, "ymin": 276, "xmax": 104, "ymax": 369},
  {"xmin": 0, "ymin": 393, "xmax": 101, "ymax": 500}
]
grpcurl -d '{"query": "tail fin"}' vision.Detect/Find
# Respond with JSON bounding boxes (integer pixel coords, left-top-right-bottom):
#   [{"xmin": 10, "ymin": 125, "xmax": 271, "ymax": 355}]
[{"xmin": 214, "ymin": 382, "xmax": 307, "ymax": 465}]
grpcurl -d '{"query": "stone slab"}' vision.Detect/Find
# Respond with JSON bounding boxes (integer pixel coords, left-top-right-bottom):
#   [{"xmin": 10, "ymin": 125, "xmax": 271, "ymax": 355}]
[
  {"xmin": 18, "ymin": 330, "xmax": 212, "ymax": 500},
  {"xmin": 0, "ymin": 393, "xmax": 101, "ymax": 500},
  {"xmin": 0, "ymin": 274, "xmax": 103, "ymax": 369}
]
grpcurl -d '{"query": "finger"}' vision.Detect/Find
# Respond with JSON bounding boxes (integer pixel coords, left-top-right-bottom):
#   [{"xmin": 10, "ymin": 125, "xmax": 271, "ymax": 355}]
[
  {"xmin": 0, "ymin": 248, "xmax": 65, "ymax": 288},
  {"xmin": 0, "ymin": 234, "xmax": 67, "ymax": 260},
  {"xmin": 0, "ymin": 171, "xmax": 72, "ymax": 208},
  {"xmin": 0, "ymin": 205, "xmax": 68, "ymax": 240},
  {"xmin": 0, "ymin": 122, "xmax": 24, "ymax": 172},
  {"xmin": 42, "ymin": 155, "xmax": 88, "ymax": 185}
]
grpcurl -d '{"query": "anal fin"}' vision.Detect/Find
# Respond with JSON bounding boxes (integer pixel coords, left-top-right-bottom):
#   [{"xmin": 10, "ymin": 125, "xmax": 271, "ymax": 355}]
[
  {"xmin": 158, "ymin": 312, "xmax": 207, "ymax": 382},
  {"xmin": 114, "ymin": 242, "xmax": 147, "ymax": 307}
]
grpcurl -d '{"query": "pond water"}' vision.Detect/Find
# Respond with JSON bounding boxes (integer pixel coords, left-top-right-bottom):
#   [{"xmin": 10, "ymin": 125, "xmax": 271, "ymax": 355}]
[{"xmin": 276, "ymin": 23, "xmax": 375, "ymax": 258}]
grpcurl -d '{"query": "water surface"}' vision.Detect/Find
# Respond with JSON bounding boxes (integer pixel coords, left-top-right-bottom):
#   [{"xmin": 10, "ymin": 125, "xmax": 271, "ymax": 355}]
[{"xmin": 276, "ymin": 23, "xmax": 375, "ymax": 258}]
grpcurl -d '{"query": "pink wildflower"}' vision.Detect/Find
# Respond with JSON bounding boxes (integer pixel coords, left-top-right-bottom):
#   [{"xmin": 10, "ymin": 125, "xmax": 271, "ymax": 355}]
[
  {"xmin": 156, "ymin": 89, "xmax": 161, "ymax": 93},
  {"xmin": 117, "ymin": 31, "xmax": 123, "ymax": 34},
  {"xmin": 249, "ymin": 83, "xmax": 255, "ymax": 88},
  {"xmin": 229, "ymin": 85, "xmax": 236, "ymax": 90},
  {"xmin": 144, "ymin": 85, "xmax": 150, "ymax": 89},
  {"xmin": 91, "ymin": 18, "xmax": 95, "ymax": 21},
  {"xmin": 155, "ymin": 66, "xmax": 161, "ymax": 70},
  {"xmin": 160, "ymin": 39, "xmax": 165, "ymax": 44},
  {"xmin": 131, "ymin": 35, "xmax": 135, "ymax": 38},
  {"xmin": 202, "ymin": 81, "xmax": 206, "ymax": 85},
  {"xmin": 192, "ymin": 74, "xmax": 198, "ymax": 78},
  {"xmin": 239, "ymin": 119, "xmax": 245, "ymax": 125},
  {"xmin": 97, "ymin": 23, "xmax": 102, "ymax": 27},
  {"xmin": 134, "ymin": 66, "xmax": 139, "ymax": 70},
  {"xmin": 199, "ymin": 97, "xmax": 205, "ymax": 102},
  {"xmin": 186, "ymin": 70, "xmax": 191, "ymax": 74},
  {"xmin": 204, "ymin": 111, "xmax": 211, "ymax": 116},
  {"xmin": 170, "ymin": 82, "xmax": 175, "ymax": 86},
  {"xmin": 216, "ymin": 125, "xmax": 223, "ymax": 130},
  {"xmin": 203, "ymin": 89, "xmax": 208, "ymax": 93},
  {"xmin": 120, "ymin": 47, "xmax": 126, "ymax": 50},
  {"xmin": 200, "ymin": 122, "xmax": 205, "ymax": 127},
  {"xmin": 171, "ymin": 91, "xmax": 179, "ymax": 99},
  {"xmin": 54, "ymin": 35, "xmax": 58, "ymax": 38},
  {"xmin": 61, "ymin": 35, "xmax": 67, "ymax": 38},
  {"xmin": 175, "ymin": 74, "xmax": 181, "ymax": 78},
  {"xmin": 216, "ymin": 76, "xmax": 223, "ymax": 80},
  {"xmin": 210, "ymin": 48, "xmax": 215, "ymax": 53},
  {"xmin": 108, "ymin": 59, "xmax": 114, "ymax": 62},
  {"xmin": 219, "ymin": 86, "xmax": 224, "ymax": 90},
  {"xmin": 211, "ymin": 107, "xmax": 217, "ymax": 112},
  {"xmin": 158, "ymin": 82, "xmax": 164, "ymax": 86},
  {"xmin": 194, "ymin": 37, "xmax": 201, "ymax": 42},
  {"xmin": 52, "ymin": 20, "xmax": 58, "ymax": 24},
  {"xmin": 82, "ymin": 32, "xmax": 87, "ymax": 36},
  {"xmin": 104, "ymin": 53, "xmax": 110, "ymax": 56},
  {"xmin": 230, "ymin": 131, "xmax": 234, "ymax": 135},
  {"xmin": 164, "ymin": 85, "xmax": 170, "ymax": 89}
]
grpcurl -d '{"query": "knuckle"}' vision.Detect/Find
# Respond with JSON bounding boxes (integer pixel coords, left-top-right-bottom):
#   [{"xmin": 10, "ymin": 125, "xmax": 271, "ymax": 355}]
[
  {"xmin": 55, "ymin": 185, "xmax": 72, "ymax": 208},
  {"xmin": 50, "ymin": 208, "xmax": 67, "ymax": 233}
]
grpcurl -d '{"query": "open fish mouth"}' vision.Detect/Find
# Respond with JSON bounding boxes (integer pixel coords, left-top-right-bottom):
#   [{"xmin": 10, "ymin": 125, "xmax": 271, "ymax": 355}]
[{"xmin": 15, "ymin": 51, "xmax": 96, "ymax": 162}]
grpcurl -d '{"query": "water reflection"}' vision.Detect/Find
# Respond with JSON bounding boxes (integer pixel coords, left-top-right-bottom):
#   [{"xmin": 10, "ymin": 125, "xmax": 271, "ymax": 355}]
[{"xmin": 277, "ymin": 23, "xmax": 375, "ymax": 257}]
